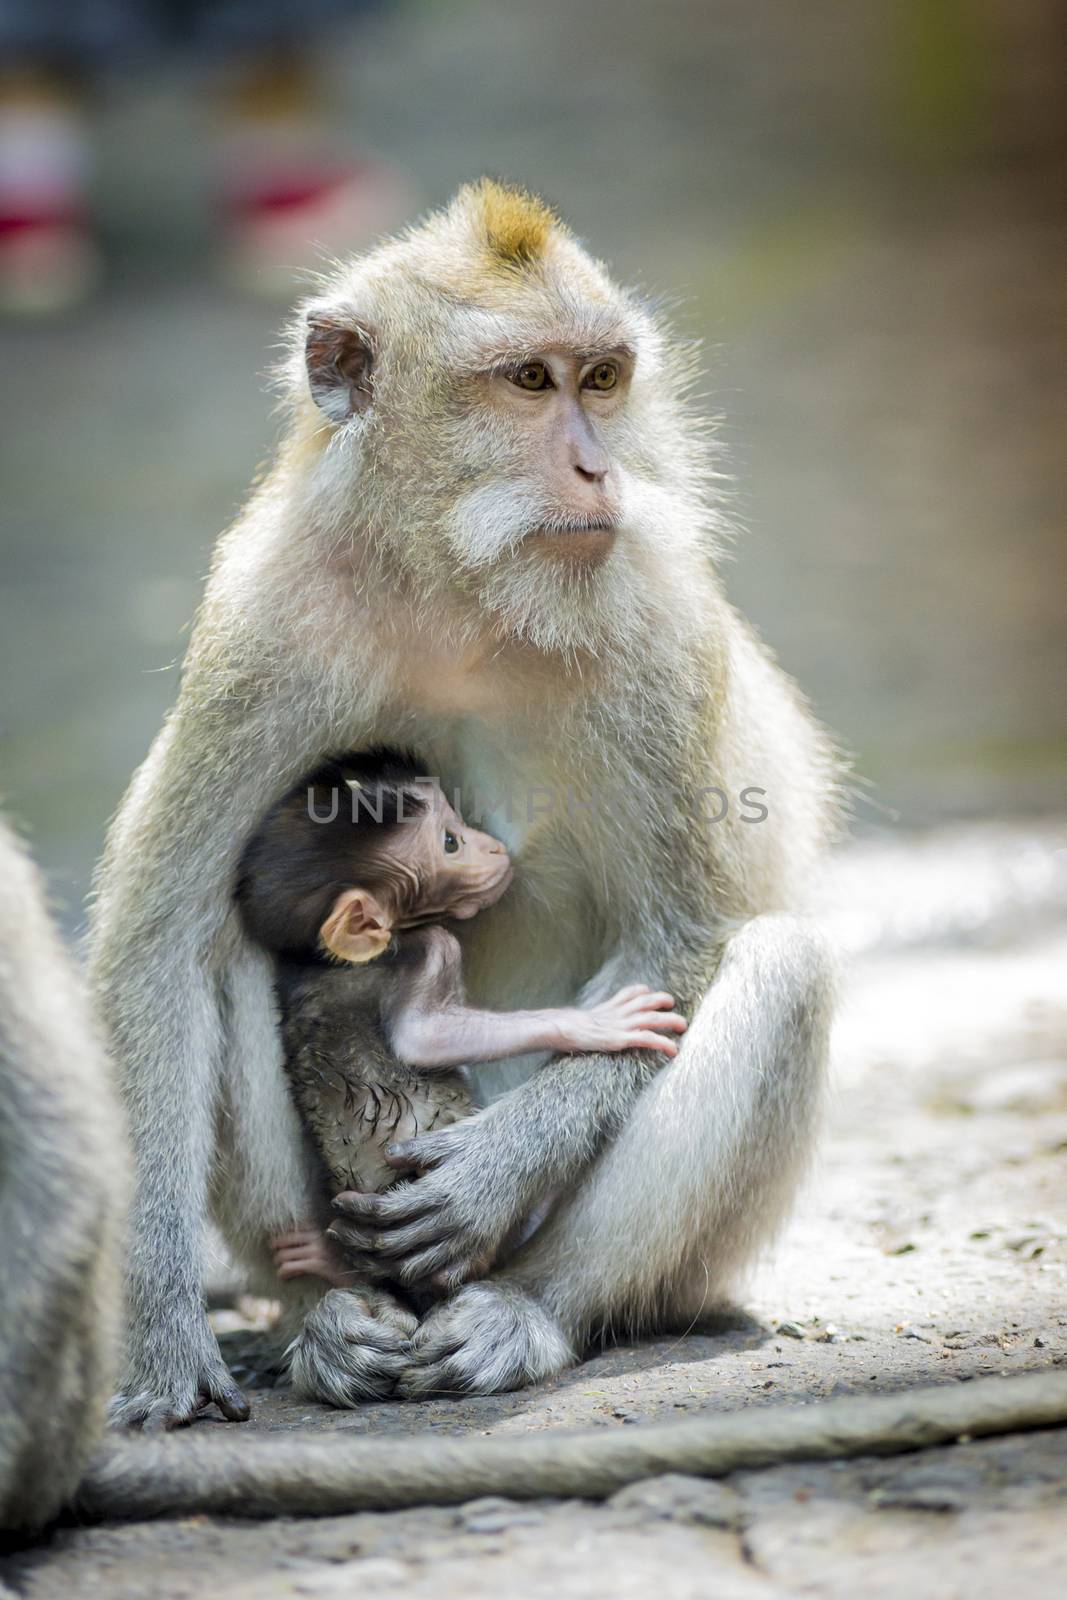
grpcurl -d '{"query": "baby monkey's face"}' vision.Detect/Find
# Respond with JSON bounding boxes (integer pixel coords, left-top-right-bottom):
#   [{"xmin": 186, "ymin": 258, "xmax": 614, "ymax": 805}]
[
  {"xmin": 317, "ymin": 783, "xmax": 513, "ymax": 966},
  {"xmin": 394, "ymin": 788, "xmax": 513, "ymax": 925}
]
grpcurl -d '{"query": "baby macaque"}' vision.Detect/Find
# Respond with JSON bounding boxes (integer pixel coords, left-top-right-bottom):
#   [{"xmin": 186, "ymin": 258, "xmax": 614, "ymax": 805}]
[{"xmin": 236, "ymin": 750, "xmax": 687, "ymax": 1291}]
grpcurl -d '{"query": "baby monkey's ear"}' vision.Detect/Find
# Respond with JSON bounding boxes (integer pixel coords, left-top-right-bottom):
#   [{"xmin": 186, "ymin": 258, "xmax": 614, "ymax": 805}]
[
  {"xmin": 320, "ymin": 888, "xmax": 393, "ymax": 964},
  {"xmin": 305, "ymin": 313, "xmax": 375, "ymax": 422}
]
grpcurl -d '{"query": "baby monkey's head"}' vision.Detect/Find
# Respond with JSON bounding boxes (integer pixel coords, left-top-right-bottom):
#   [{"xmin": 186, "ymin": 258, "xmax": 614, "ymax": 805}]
[{"xmin": 236, "ymin": 749, "xmax": 512, "ymax": 965}]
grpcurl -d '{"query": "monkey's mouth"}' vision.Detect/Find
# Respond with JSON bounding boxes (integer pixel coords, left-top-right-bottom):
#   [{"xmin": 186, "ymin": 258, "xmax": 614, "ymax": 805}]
[
  {"xmin": 525, "ymin": 516, "xmax": 620, "ymax": 556},
  {"xmin": 528, "ymin": 515, "xmax": 618, "ymax": 537}
]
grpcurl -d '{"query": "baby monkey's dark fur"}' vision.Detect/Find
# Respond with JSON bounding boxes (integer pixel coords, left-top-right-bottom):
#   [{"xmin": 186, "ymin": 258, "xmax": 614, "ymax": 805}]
[{"xmin": 236, "ymin": 750, "xmax": 474, "ymax": 1201}]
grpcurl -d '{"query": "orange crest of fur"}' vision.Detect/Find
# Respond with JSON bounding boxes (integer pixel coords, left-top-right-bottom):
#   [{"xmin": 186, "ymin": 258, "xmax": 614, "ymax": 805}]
[{"xmin": 462, "ymin": 178, "xmax": 560, "ymax": 268}]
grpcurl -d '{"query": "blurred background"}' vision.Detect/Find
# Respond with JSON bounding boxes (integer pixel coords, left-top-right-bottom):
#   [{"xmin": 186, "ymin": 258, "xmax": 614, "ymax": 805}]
[{"xmin": 0, "ymin": 0, "xmax": 1065, "ymax": 923}]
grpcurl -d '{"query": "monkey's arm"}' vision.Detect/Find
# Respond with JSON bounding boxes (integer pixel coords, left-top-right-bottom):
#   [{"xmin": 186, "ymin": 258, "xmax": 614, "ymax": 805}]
[
  {"xmin": 388, "ymin": 1000, "xmax": 563, "ymax": 1070},
  {"xmin": 332, "ymin": 933, "xmax": 713, "ymax": 1287},
  {"xmin": 332, "ymin": 1047, "xmax": 663, "ymax": 1284},
  {"xmin": 392, "ymin": 994, "xmax": 686, "ymax": 1070},
  {"xmin": 91, "ymin": 674, "xmax": 340, "ymax": 1428},
  {"xmin": 92, "ymin": 719, "xmax": 256, "ymax": 1429},
  {"xmin": 383, "ymin": 928, "xmax": 686, "ymax": 1071}
]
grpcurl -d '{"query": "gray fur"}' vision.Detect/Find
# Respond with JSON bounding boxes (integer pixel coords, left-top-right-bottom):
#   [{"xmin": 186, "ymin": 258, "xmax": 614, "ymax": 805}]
[
  {"xmin": 0, "ymin": 821, "xmax": 127, "ymax": 1532},
  {"xmin": 89, "ymin": 181, "xmax": 841, "ymax": 1420}
]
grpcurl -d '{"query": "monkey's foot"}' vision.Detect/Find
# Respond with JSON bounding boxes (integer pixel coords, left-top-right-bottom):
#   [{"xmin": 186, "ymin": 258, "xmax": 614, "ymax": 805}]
[
  {"xmin": 397, "ymin": 1280, "xmax": 577, "ymax": 1398},
  {"xmin": 287, "ymin": 1286, "xmax": 419, "ymax": 1406},
  {"xmin": 109, "ymin": 1357, "xmax": 251, "ymax": 1430}
]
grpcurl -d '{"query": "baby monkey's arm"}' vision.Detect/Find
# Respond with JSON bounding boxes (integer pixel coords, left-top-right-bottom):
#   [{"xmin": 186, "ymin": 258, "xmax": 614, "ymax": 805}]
[{"xmin": 383, "ymin": 926, "xmax": 687, "ymax": 1070}]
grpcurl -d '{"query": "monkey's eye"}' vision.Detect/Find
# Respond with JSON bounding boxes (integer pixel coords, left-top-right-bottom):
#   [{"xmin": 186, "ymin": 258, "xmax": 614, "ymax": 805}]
[
  {"xmin": 443, "ymin": 830, "xmax": 460, "ymax": 854},
  {"xmin": 511, "ymin": 361, "xmax": 551, "ymax": 392},
  {"xmin": 584, "ymin": 362, "xmax": 618, "ymax": 392}
]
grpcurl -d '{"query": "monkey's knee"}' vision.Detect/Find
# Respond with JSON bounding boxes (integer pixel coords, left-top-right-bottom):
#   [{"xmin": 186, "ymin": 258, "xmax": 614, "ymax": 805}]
[
  {"xmin": 287, "ymin": 1287, "xmax": 418, "ymax": 1407},
  {"xmin": 687, "ymin": 913, "xmax": 836, "ymax": 1081},
  {"xmin": 764, "ymin": 917, "xmax": 835, "ymax": 1102},
  {"xmin": 733, "ymin": 908, "xmax": 834, "ymax": 996}
]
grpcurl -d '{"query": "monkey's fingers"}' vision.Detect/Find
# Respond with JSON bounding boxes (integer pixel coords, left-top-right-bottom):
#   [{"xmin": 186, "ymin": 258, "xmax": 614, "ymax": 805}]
[
  {"xmin": 326, "ymin": 1223, "xmax": 416, "ymax": 1283},
  {"xmin": 330, "ymin": 1213, "xmax": 457, "ymax": 1261},
  {"xmin": 333, "ymin": 1186, "xmax": 438, "ymax": 1226},
  {"xmin": 430, "ymin": 1255, "xmax": 489, "ymax": 1293},
  {"xmin": 383, "ymin": 1129, "xmax": 455, "ymax": 1172},
  {"xmin": 391, "ymin": 1239, "xmax": 471, "ymax": 1288},
  {"xmin": 272, "ymin": 1228, "xmax": 321, "ymax": 1250},
  {"xmin": 395, "ymin": 1310, "xmax": 488, "ymax": 1397},
  {"xmin": 146, "ymin": 1405, "xmax": 197, "ymax": 1433},
  {"xmin": 328, "ymin": 1220, "xmax": 387, "ymax": 1256},
  {"xmin": 200, "ymin": 1368, "xmax": 252, "ymax": 1424},
  {"xmin": 112, "ymin": 1378, "xmax": 248, "ymax": 1432},
  {"xmin": 273, "ymin": 1239, "xmax": 318, "ymax": 1261},
  {"xmin": 324, "ymin": 1243, "xmax": 394, "ymax": 1284},
  {"xmin": 625, "ymin": 1030, "xmax": 682, "ymax": 1056},
  {"xmin": 334, "ymin": 1228, "xmax": 466, "ymax": 1289},
  {"xmin": 618, "ymin": 990, "xmax": 677, "ymax": 1013},
  {"xmin": 276, "ymin": 1255, "xmax": 324, "ymax": 1279},
  {"xmin": 328, "ymin": 1217, "xmax": 384, "ymax": 1250},
  {"xmin": 408, "ymin": 1317, "xmax": 468, "ymax": 1364},
  {"xmin": 627, "ymin": 1008, "xmax": 687, "ymax": 1032},
  {"xmin": 337, "ymin": 1321, "xmax": 413, "ymax": 1356},
  {"xmin": 109, "ymin": 1390, "xmax": 200, "ymax": 1431}
]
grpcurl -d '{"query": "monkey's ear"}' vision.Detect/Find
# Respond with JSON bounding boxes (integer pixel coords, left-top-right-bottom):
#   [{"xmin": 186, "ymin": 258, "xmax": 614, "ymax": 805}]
[
  {"xmin": 320, "ymin": 888, "xmax": 393, "ymax": 964},
  {"xmin": 305, "ymin": 315, "xmax": 375, "ymax": 422}
]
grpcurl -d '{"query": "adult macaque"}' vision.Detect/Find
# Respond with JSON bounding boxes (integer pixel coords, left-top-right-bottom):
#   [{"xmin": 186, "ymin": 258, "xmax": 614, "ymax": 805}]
[
  {"xmin": 0, "ymin": 821, "xmax": 127, "ymax": 1533},
  {"xmin": 235, "ymin": 747, "xmax": 686, "ymax": 1399},
  {"xmin": 91, "ymin": 179, "xmax": 837, "ymax": 1426}
]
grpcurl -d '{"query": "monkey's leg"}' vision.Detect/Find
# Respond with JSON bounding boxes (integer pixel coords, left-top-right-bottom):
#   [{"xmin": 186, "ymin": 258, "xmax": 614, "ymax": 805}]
[{"xmin": 399, "ymin": 914, "xmax": 834, "ymax": 1397}]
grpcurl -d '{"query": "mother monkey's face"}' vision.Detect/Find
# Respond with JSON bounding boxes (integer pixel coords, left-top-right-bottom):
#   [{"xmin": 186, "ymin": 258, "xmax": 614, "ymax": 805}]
[{"xmin": 292, "ymin": 179, "xmax": 709, "ymax": 653}]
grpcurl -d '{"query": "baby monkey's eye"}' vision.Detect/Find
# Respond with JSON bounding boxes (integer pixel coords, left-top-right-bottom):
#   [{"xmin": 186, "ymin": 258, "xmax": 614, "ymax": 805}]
[
  {"xmin": 584, "ymin": 361, "xmax": 618, "ymax": 392},
  {"xmin": 443, "ymin": 830, "xmax": 460, "ymax": 854},
  {"xmin": 511, "ymin": 361, "xmax": 551, "ymax": 392}
]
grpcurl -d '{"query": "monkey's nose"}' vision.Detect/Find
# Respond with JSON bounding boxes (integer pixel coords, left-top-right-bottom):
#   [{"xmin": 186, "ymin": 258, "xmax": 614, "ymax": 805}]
[{"xmin": 574, "ymin": 461, "xmax": 607, "ymax": 486}]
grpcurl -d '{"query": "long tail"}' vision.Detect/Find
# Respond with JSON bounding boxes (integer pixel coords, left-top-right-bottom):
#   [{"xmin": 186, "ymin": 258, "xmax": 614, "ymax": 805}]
[{"xmin": 76, "ymin": 1370, "xmax": 1067, "ymax": 1522}]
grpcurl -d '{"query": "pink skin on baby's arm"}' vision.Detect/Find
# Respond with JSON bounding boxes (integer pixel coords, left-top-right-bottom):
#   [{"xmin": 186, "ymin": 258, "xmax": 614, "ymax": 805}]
[
  {"xmin": 388, "ymin": 968, "xmax": 688, "ymax": 1073},
  {"xmin": 272, "ymin": 1226, "xmax": 356, "ymax": 1288}
]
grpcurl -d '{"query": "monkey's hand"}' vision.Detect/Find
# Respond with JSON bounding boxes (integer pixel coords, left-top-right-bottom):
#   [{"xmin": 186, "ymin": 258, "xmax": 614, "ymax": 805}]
[
  {"xmin": 273, "ymin": 1226, "xmax": 357, "ymax": 1288},
  {"xmin": 553, "ymin": 985, "xmax": 687, "ymax": 1057},
  {"xmin": 328, "ymin": 1114, "xmax": 515, "ymax": 1292},
  {"xmin": 108, "ymin": 1318, "xmax": 251, "ymax": 1431}
]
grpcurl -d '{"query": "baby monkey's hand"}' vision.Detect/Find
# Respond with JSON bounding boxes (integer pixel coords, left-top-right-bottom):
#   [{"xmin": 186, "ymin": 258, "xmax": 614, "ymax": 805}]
[
  {"xmin": 554, "ymin": 985, "xmax": 687, "ymax": 1057},
  {"xmin": 272, "ymin": 1226, "xmax": 357, "ymax": 1288}
]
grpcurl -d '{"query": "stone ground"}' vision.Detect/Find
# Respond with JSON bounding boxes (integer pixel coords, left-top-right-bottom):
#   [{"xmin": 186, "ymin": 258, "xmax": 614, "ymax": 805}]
[{"xmin": 3, "ymin": 819, "xmax": 1065, "ymax": 1598}]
